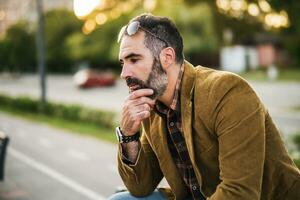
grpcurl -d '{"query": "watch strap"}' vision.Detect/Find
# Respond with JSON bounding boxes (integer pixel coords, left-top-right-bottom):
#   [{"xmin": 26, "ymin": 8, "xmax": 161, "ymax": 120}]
[{"xmin": 116, "ymin": 127, "xmax": 140, "ymax": 143}]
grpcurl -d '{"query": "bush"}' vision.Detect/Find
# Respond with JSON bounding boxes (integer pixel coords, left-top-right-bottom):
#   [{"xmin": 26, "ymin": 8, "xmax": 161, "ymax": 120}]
[
  {"xmin": 292, "ymin": 134, "xmax": 300, "ymax": 168},
  {"xmin": 44, "ymin": 9, "xmax": 83, "ymax": 73},
  {"xmin": 0, "ymin": 21, "xmax": 36, "ymax": 73},
  {"xmin": 0, "ymin": 94, "xmax": 115, "ymax": 128}
]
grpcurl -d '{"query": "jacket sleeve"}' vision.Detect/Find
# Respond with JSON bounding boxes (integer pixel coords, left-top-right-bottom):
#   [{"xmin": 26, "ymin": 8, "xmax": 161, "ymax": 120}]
[
  {"xmin": 207, "ymin": 73, "xmax": 265, "ymax": 200},
  {"xmin": 117, "ymin": 129, "xmax": 163, "ymax": 197}
]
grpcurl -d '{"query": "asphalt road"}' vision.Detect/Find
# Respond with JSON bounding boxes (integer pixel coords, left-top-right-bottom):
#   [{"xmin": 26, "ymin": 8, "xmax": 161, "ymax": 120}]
[{"xmin": 0, "ymin": 112, "xmax": 122, "ymax": 200}]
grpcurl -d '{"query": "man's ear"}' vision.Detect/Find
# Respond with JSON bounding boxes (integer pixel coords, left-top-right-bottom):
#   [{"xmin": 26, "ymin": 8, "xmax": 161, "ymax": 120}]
[{"xmin": 160, "ymin": 47, "xmax": 176, "ymax": 70}]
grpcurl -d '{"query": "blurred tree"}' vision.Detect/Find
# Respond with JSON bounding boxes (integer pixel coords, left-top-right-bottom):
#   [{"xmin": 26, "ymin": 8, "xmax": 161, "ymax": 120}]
[
  {"xmin": 44, "ymin": 9, "xmax": 83, "ymax": 73},
  {"xmin": 71, "ymin": 0, "xmax": 220, "ymax": 69},
  {"xmin": 65, "ymin": 13, "xmax": 131, "ymax": 71},
  {"xmin": 270, "ymin": 0, "xmax": 300, "ymax": 67},
  {"xmin": 185, "ymin": 0, "xmax": 300, "ymax": 67},
  {"xmin": 0, "ymin": 22, "xmax": 36, "ymax": 73},
  {"xmin": 72, "ymin": 0, "xmax": 299, "ymax": 68},
  {"xmin": 0, "ymin": 38, "xmax": 10, "ymax": 72}
]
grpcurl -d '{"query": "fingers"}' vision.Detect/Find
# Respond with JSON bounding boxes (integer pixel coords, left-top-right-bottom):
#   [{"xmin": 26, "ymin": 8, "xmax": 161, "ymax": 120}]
[
  {"xmin": 128, "ymin": 89, "xmax": 154, "ymax": 100},
  {"xmin": 131, "ymin": 98, "xmax": 154, "ymax": 108},
  {"xmin": 121, "ymin": 89, "xmax": 155, "ymax": 135},
  {"xmin": 121, "ymin": 109, "xmax": 150, "ymax": 135},
  {"xmin": 125, "ymin": 95, "xmax": 156, "ymax": 109}
]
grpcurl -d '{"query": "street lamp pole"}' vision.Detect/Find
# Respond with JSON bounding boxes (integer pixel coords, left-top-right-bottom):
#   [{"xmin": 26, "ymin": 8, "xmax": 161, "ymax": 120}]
[{"xmin": 36, "ymin": 0, "xmax": 47, "ymax": 107}]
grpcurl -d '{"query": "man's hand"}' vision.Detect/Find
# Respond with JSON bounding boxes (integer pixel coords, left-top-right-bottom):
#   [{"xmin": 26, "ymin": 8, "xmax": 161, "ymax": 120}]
[{"xmin": 121, "ymin": 89, "xmax": 155, "ymax": 136}]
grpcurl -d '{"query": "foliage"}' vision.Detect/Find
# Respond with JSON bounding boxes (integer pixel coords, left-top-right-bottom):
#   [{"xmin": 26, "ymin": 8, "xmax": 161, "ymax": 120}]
[
  {"xmin": 44, "ymin": 9, "xmax": 83, "ymax": 73},
  {"xmin": 2, "ymin": 0, "xmax": 300, "ymax": 73},
  {"xmin": 292, "ymin": 134, "xmax": 300, "ymax": 169},
  {"xmin": 293, "ymin": 134, "xmax": 300, "ymax": 152},
  {"xmin": 65, "ymin": 14, "xmax": 131, "ymax": 70},
  {"xmin": 271, "ymin": 0, "xmax": 300, "ymax": 67},
  {"xmin": 0, "ymin": 22, "xmax": 36, "ymax": 73},
  {"xmin": 0, "ymin": 94, "xmax": 115, "ymax": 128}
]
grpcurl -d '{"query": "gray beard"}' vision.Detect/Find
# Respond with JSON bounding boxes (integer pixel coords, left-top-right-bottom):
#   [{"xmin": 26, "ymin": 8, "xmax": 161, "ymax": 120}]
[{"xmin": 146, "ymin": 58, "xmax": 168, "ymax": 99}]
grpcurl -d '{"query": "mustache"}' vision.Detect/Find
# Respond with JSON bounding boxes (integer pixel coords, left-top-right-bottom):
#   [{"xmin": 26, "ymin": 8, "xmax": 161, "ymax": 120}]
[
  {"xmin": 125, "ymin": 77, "xmax": 156, "ymax": 99},
  {"xmin": 125, "ymin": 77, "xmax": 147, "ymax": 89}
]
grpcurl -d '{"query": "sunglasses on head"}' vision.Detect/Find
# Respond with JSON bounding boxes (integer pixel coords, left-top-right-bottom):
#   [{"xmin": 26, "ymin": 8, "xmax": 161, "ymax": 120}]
[{"xmin": 117, "ymin": 21, "xmax": 168, "ymax": 46}]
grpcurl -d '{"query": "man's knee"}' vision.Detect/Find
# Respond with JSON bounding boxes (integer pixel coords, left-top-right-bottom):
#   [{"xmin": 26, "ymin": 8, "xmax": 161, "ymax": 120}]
[
  {"xmin": 108, "ymin": 191, "xmax": 135, "ymax": 200},
  {"xmin": 108, "ymin": 190, "xmax": 167, "ymax": 200}
]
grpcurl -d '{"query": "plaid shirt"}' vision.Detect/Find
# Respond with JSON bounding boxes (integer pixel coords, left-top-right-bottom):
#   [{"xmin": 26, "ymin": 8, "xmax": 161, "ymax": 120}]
[{"xmin": 154, "ymin": 65, "xmax": 206, "ymax": 200}]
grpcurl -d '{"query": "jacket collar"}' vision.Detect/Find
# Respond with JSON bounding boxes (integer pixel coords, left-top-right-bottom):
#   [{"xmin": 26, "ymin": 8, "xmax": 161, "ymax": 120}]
[
  {"xmin": 180, "ymin": 60, "xmax": 196, "ymax": 103},
  {"xmin": 180, "ymin": 60, "xmax": 198, "ymax": 169}
]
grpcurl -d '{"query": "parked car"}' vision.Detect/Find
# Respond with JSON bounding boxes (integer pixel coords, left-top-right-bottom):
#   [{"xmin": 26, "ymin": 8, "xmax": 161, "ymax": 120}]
[{"xmin": 73, "ymin": 69, "xmax": 116, "ymax": 88}]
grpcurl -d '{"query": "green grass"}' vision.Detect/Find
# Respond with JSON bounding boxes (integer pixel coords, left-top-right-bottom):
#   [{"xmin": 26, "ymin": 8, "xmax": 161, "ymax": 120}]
[
  {"xmin": 290, "ymin": 132, "xmax": 300, "ymax": 169},
  {"xmin": 240, "ymin": 68, "xmax": 300, "ymax": 81},
  {"xmin": 294, "ymin": 106, "xmax": 300, "ymax": 112},
  {"xmin": 0, "ymin": 106, "xmax": 116, "ymax": 143}
]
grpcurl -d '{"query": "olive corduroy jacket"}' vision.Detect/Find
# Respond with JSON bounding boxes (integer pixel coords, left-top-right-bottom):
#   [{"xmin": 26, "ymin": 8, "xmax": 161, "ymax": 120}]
[{"xmin": 118, "ymin": 61, "xmax": 300, "ymax": 200}]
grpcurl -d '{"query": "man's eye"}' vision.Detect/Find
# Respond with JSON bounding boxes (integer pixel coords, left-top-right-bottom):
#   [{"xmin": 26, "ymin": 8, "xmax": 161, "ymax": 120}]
[{"xmin": 130, "ymin": 58, "xmax": 138, "ymax": 63}]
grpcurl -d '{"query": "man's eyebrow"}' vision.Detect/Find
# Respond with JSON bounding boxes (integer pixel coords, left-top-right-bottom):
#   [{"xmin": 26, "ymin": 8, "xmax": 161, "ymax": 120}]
[{"xmin": 119, "ymin": 53, "xmax": 142, "ymax": 62}]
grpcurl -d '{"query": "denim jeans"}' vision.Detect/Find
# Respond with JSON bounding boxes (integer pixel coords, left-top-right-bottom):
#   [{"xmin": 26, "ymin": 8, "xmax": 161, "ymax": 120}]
[{"xmin": 108, "ymin": 190, "xmax": 167, "ymax": 200}]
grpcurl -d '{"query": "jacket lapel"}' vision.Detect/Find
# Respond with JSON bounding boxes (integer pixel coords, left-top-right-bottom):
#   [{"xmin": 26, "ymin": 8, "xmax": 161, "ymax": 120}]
[
  {"xmin": 180, "ymin": 61, "xmax": 204, "ymax": 187},
  {"xmin": 180, "ymin": 61, "xmax": 196, "ymax": 166},
  {"xmin": 149, "ymin": 115, "xmax": 189, "ymax": 199}
]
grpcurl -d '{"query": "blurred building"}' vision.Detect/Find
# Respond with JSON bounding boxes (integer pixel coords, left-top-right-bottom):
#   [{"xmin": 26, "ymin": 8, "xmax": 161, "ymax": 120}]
[
  {"xmin": 221, "ymin": 46, "xmax": 259, "ymax": 73},
  {"xmin": 0, "ymin": 0, "xmax": 73, "ymax": 37}
]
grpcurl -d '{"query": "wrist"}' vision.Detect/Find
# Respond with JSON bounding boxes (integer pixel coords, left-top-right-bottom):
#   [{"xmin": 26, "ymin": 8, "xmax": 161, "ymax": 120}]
[{"xmin": 116, "ymin": 127, "xmax": 140, "ymax": 143}]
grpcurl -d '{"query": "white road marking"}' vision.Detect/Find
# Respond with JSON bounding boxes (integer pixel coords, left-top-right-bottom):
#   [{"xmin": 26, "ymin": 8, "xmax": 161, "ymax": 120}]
[
  {"xmin": 8, "ymin": 148, "xmax": 105, "ymax": 200},
  {"xmin": 38, "ymin": 138, "xmax": 54, "ymax": 149},
  {"xmin": 67, "ymin": 148, "xmax": 89, "ymax": 161}
]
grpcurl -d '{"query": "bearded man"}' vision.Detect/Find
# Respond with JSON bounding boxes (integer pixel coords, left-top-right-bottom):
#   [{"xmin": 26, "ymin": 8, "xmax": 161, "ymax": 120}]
[{"xmin": 110, "ymin": 13, "xmax": 300, "ymax": 200}]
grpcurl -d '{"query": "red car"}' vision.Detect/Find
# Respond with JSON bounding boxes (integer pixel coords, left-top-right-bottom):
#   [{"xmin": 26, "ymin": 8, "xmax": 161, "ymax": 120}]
[{"xmin": 73, "ymin": 69, "xmax": 116, "ymax": 88}]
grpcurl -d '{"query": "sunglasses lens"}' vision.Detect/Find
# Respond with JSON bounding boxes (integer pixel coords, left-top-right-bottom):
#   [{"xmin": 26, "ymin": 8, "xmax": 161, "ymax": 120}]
[{"xmin": 127, "ymin": 21, "xmax": 139, "ymax": 36}]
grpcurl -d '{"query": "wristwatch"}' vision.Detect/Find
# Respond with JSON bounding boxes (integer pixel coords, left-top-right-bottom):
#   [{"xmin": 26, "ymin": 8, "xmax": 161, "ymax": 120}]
[{"xmin": 115, "ymin": 127, "xmax": 140, "ymax": 143}]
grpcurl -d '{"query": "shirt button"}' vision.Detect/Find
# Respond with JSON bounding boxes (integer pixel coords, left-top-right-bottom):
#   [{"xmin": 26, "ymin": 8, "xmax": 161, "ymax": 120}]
[
  {"xmin": 192, "ymin": 185, "xmax": 197, "ymax": 191},
  {"xmin": 169, "ymin": 122, "xmax": 174, "ymax": 126}
]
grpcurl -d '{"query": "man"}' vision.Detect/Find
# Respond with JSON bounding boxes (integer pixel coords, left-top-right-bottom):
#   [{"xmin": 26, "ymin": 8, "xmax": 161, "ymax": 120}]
[{"xmin": 110, "ymin": 14, "xmax": 300, "ymax": 200}]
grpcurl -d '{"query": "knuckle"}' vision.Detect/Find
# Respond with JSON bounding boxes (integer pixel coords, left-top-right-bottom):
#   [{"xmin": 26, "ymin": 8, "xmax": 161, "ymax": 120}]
[
  {"xmin": 140, "ymin": 97, "xmax": 146, "ymax": 103},
  {"xmin": 144, "ymin": 104, "xmax": 150, "ymax": 110},
  {"xmin": 132, "ymin": 92, "xmax": 137, "ymax": 98},
  {"xmin": 138, "ymin": 113, "xmax": 144, "ymax": 120},
  {"xmin": 144, "ymin": 111, "xmax": 150, "ymax": 117}
]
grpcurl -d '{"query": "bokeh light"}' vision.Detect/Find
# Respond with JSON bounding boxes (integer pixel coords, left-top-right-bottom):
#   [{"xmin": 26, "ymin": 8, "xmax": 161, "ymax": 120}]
[
  {"xmin": 83, "ymin": 19, "xmax": 96, "ymax": 34},
  {"xmin": 258, "ymin": 0, "xmax": 271, "ymax": 13},
  {"xmin": 248, "ymin": 3, "xmax": 260, "ymax": 17},
  {"xmin": 216, "ymin": 0, "xmax": 231, "ymax": 12},
  {"xmin": 73, "ymin": 0, "xmax": 102, "ymax": 18},
  {"xmin": 96, "ymin": 13, "xmax": 107, "ymax": 25}
]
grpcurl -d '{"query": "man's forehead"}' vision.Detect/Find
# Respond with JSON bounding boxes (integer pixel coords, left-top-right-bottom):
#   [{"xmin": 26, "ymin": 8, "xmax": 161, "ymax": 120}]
[{"xmin": 119, "ymin": 32, "xmax": 146, "ymax": 59}]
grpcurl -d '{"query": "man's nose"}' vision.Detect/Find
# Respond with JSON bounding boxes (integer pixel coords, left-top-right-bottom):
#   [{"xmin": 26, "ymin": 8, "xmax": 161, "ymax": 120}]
[{"xmin": 120, "ymin": 64, "xmax": 132, "ymax": 79}]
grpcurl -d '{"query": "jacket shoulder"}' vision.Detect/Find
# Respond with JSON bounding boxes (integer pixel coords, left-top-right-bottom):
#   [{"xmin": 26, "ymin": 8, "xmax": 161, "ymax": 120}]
[
  {"xmin": 193, "ymin": 66, "xmax": 256, "ymax": 100},
  {"xmin": 192, "ymin": 66, "xmax": 264, "ymax": 131}
]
